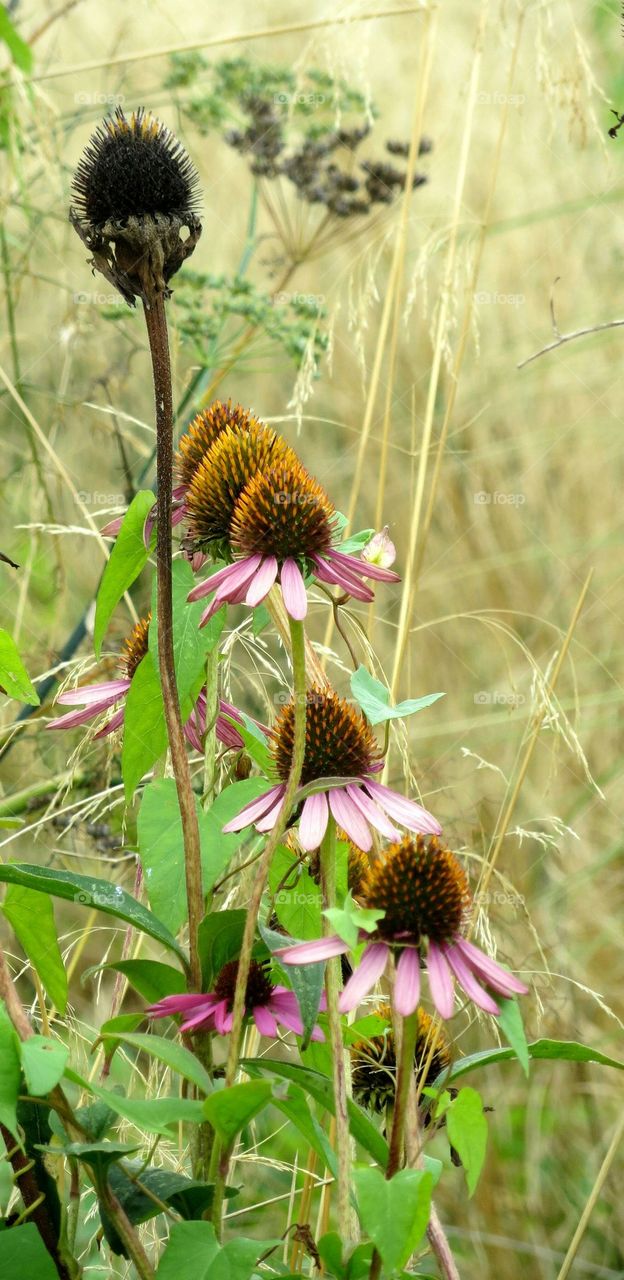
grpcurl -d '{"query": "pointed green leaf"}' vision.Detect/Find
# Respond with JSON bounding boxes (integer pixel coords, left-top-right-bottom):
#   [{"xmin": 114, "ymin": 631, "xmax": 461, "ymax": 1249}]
[
  {"xmin": 0, "ymin": 8, "xmax": 33, "ymax": 72},
  {"xmin": 0, "ymin": 1224, "xmax": 58, "ymax": 1279},
  {"xmin": 64, "ymin": 1068, "xmax": 205, "ymax": 1137},
  {"xmin": 324, "ymin": 892, "xmax": 384, "ymax": 948},
  {"xmin": 350, "ymin": 666, "xmax": 444, "ymax": 726},
  {"xmin": 94, "ymin": 490, "xmax": 155, "ymax": 657},
  {"xmin": 433, "ymin": 1038, "xmax": 624, "ymax": 1087},
  {"xmin": 3, "ymin": 883, "xmax": 67, "ymax": 1012},
  {"xmin": 261, "ymin": 921, "xmax": 324, "ymax": 1051},
  {"xmin": 84, "ymin": 959, "xmax": 186, "ymax": 1005},
  {"xmin": 497, "ymin": 998, "xmax": 529, "ymax": 1076},
  {"xmin": 149, "ymin": 559, "xmax": 225, "ymax": 710},
  {"xmin": 241, "ymin": 1058, "xmax": 388, "ymax": 1167},
  {"xmin": 203, "ymin": 1080, "xmax": 273, "ymax": 1144},
  {"xmin": 0, "ymin": 629, "xmax": 39, "ymax": 704},
  {"xmin": 99, "ymin": 1031, "xmax": 212, "ymax": 1095},
  {"xmin": 446, "ymin": 1086, "xmax": 488, "ymax": 1196},
  {"xmin": 0, "ymin": 863, "xmax": 185, "ymax": 960},
  {"xmin": 155, "ymin": 1222, "xmax": 219, "ymax": 1280},
  {"xmin": 20, "ymin": 1036, "xmax": 68, "ymax": 1096},
  {"xmin": 121, "ymin": 651, "xmax": 168, "ymax": 800},
  {"xmin": 138, "ymin": 778, "xmax": 269, "ymax": 932},
  {"xmin": 197, "ymin": 910, "xmax": 247, "ymax": 988},
  {"xmin": 0, "ymin": 1002, "xmax": 21, "ymax": 1137},
  {"xmin": 353, "ymin": 1166, "xmax": 433, "ymax": 1271}
]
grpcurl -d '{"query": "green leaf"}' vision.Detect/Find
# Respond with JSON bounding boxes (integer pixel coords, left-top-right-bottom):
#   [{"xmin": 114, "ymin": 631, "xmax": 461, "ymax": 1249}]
[
  {"xmin": 0, "ymin": 1224, "xmax": 58, "ymax": 1279},
  {"xmin": 149, "ymin": 559, "xmax": 225, "ymax": 713},
  {"xmin": 108, "ymin": 1162, "xmax": 230, "ymax": 1226},
  {"xmin": 84, "ymin": 959, "xmax": 186, "ymax": 1005},
  {"xmin": 261, "ymin": 921, "xmax": 324, "ymax": 1051},
  {"xmin": 94, "ymin": 491, "xmax": 155, "ymax": 657},
  {"xmin": 64, "ymin": 1068, "xmax": 205, "ymax": 1138},
  {"xmin": 497, "ymin": 998, "xmax": 529, "ymax": 1076},
  {"xmin": 271, "ymin": 1082, "xmax": 336, "ymax": 1176},
  {"xmin": 40, "ymin": 1140, "xmax": 140, "ymax": 1189},
  {"xmin": 3, "ymin": 883, "xmax": 67, "ymax": 1011},
  {"xmin": 203, "ymin": 1080, "xmax": 273, "ymax": 1144},
  {"xmin": 350, "ymin": 666, "xmax": 444, "ymax": 726},
  {"xmin": 446, "ymin": 1087, "xmax": 488, "ymax": 1196},
  {"xmin": 121, "ymin": 651, "xmax": 168, "ymax": 800},
  {"xmin": 0, "ymin": 8, "xmax": 33, "ymax": 72},
  {"xmin": 269, "ymin": 846, "xmax": 321, "ymax": 938},
  {"xmin": 20, "ymin": 1036, "xmax": 68, "ymax": 1096},
  {"xmin": 210, "ymin": 1236, "xmax": 276, "ymax": 1280},
  {"xmin": 433, "ymin": 1038, "xmax": 624, "ymax": 1087},
  {"xmin": 138, "ymin": 778, "xmax": 269, "ymax": 932},
  {"xmin": 353, "ymin": 1166, "xmax": 433, "ymax": 1271},
  {"xmin": 100, "ymin": 1032, "xmax": 212, "ymax": 1095},
  {"xmin": 324, "ymin": 892, "xmax": 384, "ymax": 948},
  {"xmin": 336, "ymin": 526, "xmax": 375, "ymax": 555},
  {"xmin": 0, "ymin": 629, "xmax": 39, "ymax": 704},
  {"xmin": 197, "ymin": 910, "xmax": 247, "ymax": 988},
  {"xmin": 241, "ymin": 1059, "xmax": 388, "ymax": 1168},
  {"xmin": 0, "ymin": 863, "xmax": 185, "ymax": 960},
  {"xmin": 219, "ymin": 714, "xmax": 272, "ymax": 776},
  {"xmin": 156, "ymin": 1222, "xmax": 220, "ymax": 1279},
  {"xmin": 0, "ymin": 1002, "xmax": 21, "ymax": 1137}
]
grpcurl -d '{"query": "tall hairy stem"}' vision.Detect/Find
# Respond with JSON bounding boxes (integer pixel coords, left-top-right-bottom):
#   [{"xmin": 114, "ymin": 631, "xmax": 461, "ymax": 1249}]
[
  {"xmin": 143, "ymin": 292, "xmax": 204, "ymax": 991},
  {"xmin": 210, "ymin": 616, "xmax": 307, "ymax": 1238},
  {"xmin": 320, "ymin": 816, "xmax": 358, "ymax": 1250}
]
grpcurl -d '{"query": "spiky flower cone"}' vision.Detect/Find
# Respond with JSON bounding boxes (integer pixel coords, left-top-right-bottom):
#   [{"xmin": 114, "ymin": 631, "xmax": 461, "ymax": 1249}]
[{"xmin": 70, "ymin": 106, "xmax": 202, "ymax": 306}]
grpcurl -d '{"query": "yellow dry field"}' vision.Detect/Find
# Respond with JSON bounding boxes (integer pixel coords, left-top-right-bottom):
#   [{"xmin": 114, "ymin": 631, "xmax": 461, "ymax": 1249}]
[{"xmin": 0, "ymin": 3, "xmax": 622, "ymax": 1277}]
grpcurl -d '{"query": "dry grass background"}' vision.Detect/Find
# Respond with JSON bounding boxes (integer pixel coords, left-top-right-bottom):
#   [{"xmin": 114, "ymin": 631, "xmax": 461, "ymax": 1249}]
[{"xmin": 1, "ymin": 1, "xmax": 623, "ymax": 1277}]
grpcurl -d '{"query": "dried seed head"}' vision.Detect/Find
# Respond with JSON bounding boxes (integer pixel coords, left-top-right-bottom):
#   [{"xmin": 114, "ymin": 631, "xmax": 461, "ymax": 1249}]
[{"xmin": 70, "ymin": 107, "xmax": 202, "ymax": 306}]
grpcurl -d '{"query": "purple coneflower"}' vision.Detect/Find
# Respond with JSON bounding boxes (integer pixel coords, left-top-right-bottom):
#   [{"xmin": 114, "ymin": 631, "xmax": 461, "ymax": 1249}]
[
  {"xmin": 278, "ymin": 835, "xmax": 528, "ymax": 1020},
  {"xmin": 221, "ymin": 687, "xmax": 440, "ymax": 853},
  {"xmin": 147, "ymin": 959, "xmax": 325, "ymax": 1040},
  {"xmin": 46, "ymin": 614, "xmax": 246, "ymax": 751},
  {"xmin": 188, "ymin": 458, "xmax": 400, "ymax": 624}
]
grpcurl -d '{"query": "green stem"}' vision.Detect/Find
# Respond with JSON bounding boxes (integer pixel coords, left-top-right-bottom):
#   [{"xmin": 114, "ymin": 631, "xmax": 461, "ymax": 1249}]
[
  {"xmin": 369, "ymin": 1009, "xmax": 419, "ymax": 1280},
  {"xmin": 210, "ymin": 616, "xmax": 308, "ymax": 1238},
  {"xmin": 320, "ymin": 817, "xmax": 358, "ymax": 1250},
  {"xmin": 143, "ymin": 293, "xmax": 204, "ymax": 991}
]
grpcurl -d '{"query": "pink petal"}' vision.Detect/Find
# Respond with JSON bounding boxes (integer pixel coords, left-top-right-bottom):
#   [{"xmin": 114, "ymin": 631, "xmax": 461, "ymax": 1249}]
[
  {"xmin": 147, "ymin": 993, "xmax": 212, "ymax": 1017},
  {"xmin": 277, "ymin": 935, "xmax": 349, "ymax": 965},
  {"xmin": 46, "ymin": 705, "xmax": 105, "ymax": 731},
  {"xmin": 426, "ymin": 942, "xmax": 455, "ymax": 1020},
  {"xmin": 255, "ymin": 792, "xmax": 288, "ymax": 832},
  {"xmin": 94, "ymin": 706, "xmax": 126, "ymax": 738},
  {"xmin": 362, "ymin": 781, "xmax": 442, "ymax": 835},
  {"xmin": 280, "ymin": 559, "xmax": 308, "ymax": 620},
  {"xmin": 326, "ymin": 548, "xmax": 400, "ymax": 583},
  {"xmin": 56, "ymin": 680, "xmax": 130, "ymax": 707},
  {"xmin": 221, "ymin": 785, "xmax": 285, "ymax": 833},
  {"xmin": 338, "ymin": 943, "xmax": 389, "ymax": 1013},
  {"xmin": 246, "ymin": 556, "xmax": 278, "ymax": 606},
  {"xmin": 213, "ymin": 1000, "xmax": 231, "ymax": 1035},
  {"xmin": 312, "ymin": 556, "xmax": 374, "ymax": 602},
  {"xmin": 394, "ymin": 947, "xmax": 421, "ymax": 1016},
  {"xmin": 101, "ymin": 514, "xmax": 124, "ymax": 537},
  {"xmin": 199, "ymin": 597, "xmax": 227, "ymax": 628},
  {"xmin": 298, "ymin": 792, "xmax": 329, "ymax": 850},
  {"xmin": 345, "ymin": 784, "xmax": 401, "ymax": 841},
  {"xmin": 442, "ymin": 944, "xmax": 500, "ymax": 1015},
  {"xmin": 215, "ymin": 715, "xmax": 244, "ymax": 750},
  {"xmin": 188, "ymin": 555, "xmax": 262, "ymax": 602},
  {"xmin": 451, "ymin": 936, "xmax": 528, "ymax": 996},
  {"xmin": 328, "ymin": 788, "xmax": 373, "ymax": 851},
  {"xmin": 253, "ymin": 1004, "xmax": 279, "ymax": 1038}
]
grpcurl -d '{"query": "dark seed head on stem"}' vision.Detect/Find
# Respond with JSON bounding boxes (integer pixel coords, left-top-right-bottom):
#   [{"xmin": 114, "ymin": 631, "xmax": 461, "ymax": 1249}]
[{"xmin": 70, "ymin": 106, "xmax": 202, "ymax": 307}]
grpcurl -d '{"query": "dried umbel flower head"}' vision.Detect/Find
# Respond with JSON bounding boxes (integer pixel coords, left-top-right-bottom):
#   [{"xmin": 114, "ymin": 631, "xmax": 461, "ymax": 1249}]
[{"xmin": 70, "ymin": 106, "xmax": 202, "ymax": 306}]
